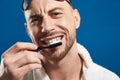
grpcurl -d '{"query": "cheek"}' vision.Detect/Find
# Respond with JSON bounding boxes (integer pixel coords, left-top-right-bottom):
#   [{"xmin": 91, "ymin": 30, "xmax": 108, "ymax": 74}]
[
  {"xmin": 56, "ymin": 17, "xmax": 76, "ymax": 42},
  {"xmin": 29, "ymin": 25, "xmax": 41, "ymax": 36},
  {"xmin": 28, "ymin": 26, "xmax": 40, "ymax": 42},
  {"xmin": 56, "ymin": 17, "xmax": 75, "ymax": 28},
  {"xmin": 57, "ymin": 17, "xmax": 76, "ymax": 35}
]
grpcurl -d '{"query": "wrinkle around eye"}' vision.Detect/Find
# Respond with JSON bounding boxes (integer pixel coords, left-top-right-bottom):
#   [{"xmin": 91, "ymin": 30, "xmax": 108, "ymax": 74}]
[
  {"xmin": 30, "ymin": 18, "xmax": 42, "ymax": 26},
  {"xmin": 31, "ymin": 18, "xmax": 39, "ymax": 23},
  {"xmin": 29, "ymin": 14, "xmax": 42, "ymax": 22},
  {"xmin": 50, "ymin": 12, "xmax": 63, "ymax": 18}
]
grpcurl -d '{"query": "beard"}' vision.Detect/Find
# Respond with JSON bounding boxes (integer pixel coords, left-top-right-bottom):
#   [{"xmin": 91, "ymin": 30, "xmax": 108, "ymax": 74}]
[{"xmin": 40, "ymin": 31, "xmax": 76, "ymax": 62}]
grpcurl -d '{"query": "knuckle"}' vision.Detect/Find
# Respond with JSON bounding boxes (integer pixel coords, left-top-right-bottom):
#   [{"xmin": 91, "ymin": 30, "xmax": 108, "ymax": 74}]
[
  {"xmin": 25, "ymin": 55, "xmax": 31, "ymax": 61},
  {"xmin": 23, "ymin": 50, "xmax": 29, "ymax": 54},
  {"xmin": 2, "ymin": 51, "xmax": 10, "ymax": 58},
  {"xmin": 3, "ymin": 58, "xmax": 10, "ymax": 67},
  {"xmin": 27, "ymin": 64, "xmax": 34, "ymax": 70},
  {"xmin": 3, "ymin": 58, "xmax": 13, "ymax": 72},
  {"xmin": 24, "ymin": 52, "xmax": 31, "ymax": 61},
  {"xmin": 15, "ymin": 42, "xmax": 22, "ymax": 48},
  {"xmin": 2, "ymin": 53, "xmax": 7, "ymax": 59}
]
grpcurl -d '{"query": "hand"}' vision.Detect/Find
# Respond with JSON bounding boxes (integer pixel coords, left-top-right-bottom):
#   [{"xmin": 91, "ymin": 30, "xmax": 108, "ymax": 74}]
[{"xmin": 0, "ymin": 42, "xmax": 43, "ymax": 80}]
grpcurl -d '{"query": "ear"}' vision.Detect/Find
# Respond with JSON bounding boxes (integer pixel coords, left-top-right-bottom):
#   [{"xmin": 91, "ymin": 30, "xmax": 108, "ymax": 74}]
[
  {"xmin": 24, "ymin": 22, "xmax": 36, "ymax": 44},
  {"xmin": 24, "ymin": 22, "xmax": 33, "ymax": 39},
  {"xmin": 24, "ymin": 22, "xmax": 30, "ymax": 36},
  {"xmin": 73, "ymin": 9, "xmax": 81, "ymax": 29}
]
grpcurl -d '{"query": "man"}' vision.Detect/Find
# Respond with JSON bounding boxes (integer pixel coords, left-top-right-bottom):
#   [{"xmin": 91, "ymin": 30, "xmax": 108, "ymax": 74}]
[{"xmin": 0, "ymin": 0, "xmax": 119, "ymax": 80}]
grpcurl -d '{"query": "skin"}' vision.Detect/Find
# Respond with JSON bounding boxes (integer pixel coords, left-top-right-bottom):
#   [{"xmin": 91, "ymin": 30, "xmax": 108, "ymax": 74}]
[{"xmin": 0, "ymin": 0, "xmax": 82, "ymax": 80}]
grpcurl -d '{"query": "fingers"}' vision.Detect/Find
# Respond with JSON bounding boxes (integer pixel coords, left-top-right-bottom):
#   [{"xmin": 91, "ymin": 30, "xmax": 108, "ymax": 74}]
[
  {"xmin": 18, "ymin": 63, "xmax": 42, "ymax": 77},
  {"xmin": 1, "ymin": 42, "xmax": 44, "ymax": 80},
  {"xmin": 2, "ymin": 42, "xmax": 38, "ymax": 57},
  {"xmin": 4, "ymin": 51, "xmax": 43, "ymax": 68},
  {"xmin": 3, "ymin": 63, "xmax": 42, "ymax": 80},
  {"xmin": 9, "ymin": 51, "xmax": 43, "ymax": 68},
  {"xmin": 2, "ymin": 51, "xmax": 43, "ymax": 80}
]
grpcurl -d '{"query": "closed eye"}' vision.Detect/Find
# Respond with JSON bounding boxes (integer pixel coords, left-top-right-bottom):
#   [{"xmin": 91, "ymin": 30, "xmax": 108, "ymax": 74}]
[
  {"xmin": 29, "ymin": 15, "xmax": 42, "ymax": 26},
  {"xmin": 29, "ymin": 15, "xmax": 42, "ymax": 23},
  {"xmin": 49, "ymin": 7, "xmax": 64, "ymax": 18},
  {"xmin": 50, "ymin": 12, "xmax": 63, "ymax": 18},
  {"xmin": 53, "ymin": 12, "xmax": 62, "ymax": 15},
  {"xmin": 31, "ymin": 18, "xmax": 39, "ymax": 22}
]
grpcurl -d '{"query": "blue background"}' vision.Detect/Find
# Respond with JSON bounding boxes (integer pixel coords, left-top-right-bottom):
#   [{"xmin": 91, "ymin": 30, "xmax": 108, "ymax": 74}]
[{"xmin": 0, "ymin": 0, "xmax": 120, "ymax": 76}]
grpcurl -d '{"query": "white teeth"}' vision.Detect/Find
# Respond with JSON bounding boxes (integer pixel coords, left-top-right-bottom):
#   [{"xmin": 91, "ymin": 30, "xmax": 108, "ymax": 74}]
[
  {"xmin": 48, "ymin": 37, "xmax": 61, "ymax": 45},
  {"xmin": 42, "ymin": 37, "xmax": 62, "ymax": 45}
]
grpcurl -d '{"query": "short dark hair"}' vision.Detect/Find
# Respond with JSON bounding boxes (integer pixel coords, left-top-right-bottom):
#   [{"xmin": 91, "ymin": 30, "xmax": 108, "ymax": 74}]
[{"xmin": 22, "ymin": 0, "xmax": 72, "ymax": 11}]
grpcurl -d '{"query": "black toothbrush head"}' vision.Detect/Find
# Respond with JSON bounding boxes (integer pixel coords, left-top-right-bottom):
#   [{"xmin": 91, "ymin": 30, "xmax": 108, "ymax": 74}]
[{"xmin": 35, "ymin": 42, "xmax": 62, "ymax": 52}]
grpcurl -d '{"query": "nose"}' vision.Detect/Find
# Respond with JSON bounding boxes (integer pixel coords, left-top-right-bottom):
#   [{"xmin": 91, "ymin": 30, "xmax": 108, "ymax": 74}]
[{"xmin": 41, "ymin": 16, "xmax": 54, "ymax": 33}]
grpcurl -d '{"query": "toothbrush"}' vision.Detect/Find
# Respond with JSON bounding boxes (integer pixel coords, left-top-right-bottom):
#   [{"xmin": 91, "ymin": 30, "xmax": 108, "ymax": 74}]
[{"xmin": 33, "ymin": 41, "xmax": 62, "ymax": 52}]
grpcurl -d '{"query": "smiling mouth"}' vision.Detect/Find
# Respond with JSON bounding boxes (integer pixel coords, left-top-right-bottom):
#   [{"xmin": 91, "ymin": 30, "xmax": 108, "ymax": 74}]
[{"xmin": 40, "ymin": 35, "xmax": 63, "ymax": 46}]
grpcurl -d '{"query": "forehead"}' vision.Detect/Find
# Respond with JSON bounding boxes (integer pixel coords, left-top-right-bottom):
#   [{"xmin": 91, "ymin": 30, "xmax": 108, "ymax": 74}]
[
  {"xmin": 24, "ymin": 0, "xmax": 72, "ymax": 20},
  {"xmin": 27, "ymin": 0, "xmax": 71, "ymax": 12},
  {"xmin": 22, "ymin": 0, "xmax": 71, "ymax": 11}
]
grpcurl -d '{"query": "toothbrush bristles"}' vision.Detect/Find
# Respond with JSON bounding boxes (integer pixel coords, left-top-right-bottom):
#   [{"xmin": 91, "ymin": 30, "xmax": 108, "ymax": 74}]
[
  {"xmin": 35, "ymin": 42, "xmax": 62, "ymax": 52},
  {"xmin": 49, "ymin": 42, "xmax": 62, "ymax": 48}
]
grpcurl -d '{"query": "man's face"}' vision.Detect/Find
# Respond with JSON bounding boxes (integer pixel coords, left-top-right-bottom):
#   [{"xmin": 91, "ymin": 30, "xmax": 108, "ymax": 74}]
[{"xmin": 24, "ymin": 0, "xmax": 80, "ymax": 61}]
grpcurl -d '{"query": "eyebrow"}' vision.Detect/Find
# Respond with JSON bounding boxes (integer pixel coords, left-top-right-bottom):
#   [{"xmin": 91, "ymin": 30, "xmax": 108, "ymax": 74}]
[
  {"xmin": 49, "ymin": 7, "xmax": 64, "ymax": 13},
  {"xmin": 28, "ymin": 7, "xmax": 64, "ymax": 19},
  {"xmin": 28, "ymin": 14, "xmax": 40, "ymax": 21}
]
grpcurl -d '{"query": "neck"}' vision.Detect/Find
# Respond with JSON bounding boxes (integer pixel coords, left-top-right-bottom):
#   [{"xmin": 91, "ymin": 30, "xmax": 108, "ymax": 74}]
[{"xmin": 43, "ymin": 42, "xmax": 83, "ymax": 80}]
